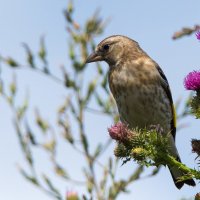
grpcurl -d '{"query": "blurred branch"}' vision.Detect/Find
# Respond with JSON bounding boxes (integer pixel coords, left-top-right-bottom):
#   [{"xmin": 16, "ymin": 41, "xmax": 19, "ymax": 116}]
[{"xmin": 172, "ymin": 25, "xmax": 200, "ymax": 40}]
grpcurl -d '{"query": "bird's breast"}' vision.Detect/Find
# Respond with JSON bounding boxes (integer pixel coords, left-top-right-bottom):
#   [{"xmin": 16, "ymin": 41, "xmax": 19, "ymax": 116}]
[{"xmin": 108, "ymin": 65, "xmax": 172, "ymax": 131}]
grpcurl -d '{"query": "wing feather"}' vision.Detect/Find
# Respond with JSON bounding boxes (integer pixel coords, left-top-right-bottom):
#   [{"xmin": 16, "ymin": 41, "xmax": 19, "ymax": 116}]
[{"xmin": 156, "ymin": 65, "xmax": 176, "ymax": 139}]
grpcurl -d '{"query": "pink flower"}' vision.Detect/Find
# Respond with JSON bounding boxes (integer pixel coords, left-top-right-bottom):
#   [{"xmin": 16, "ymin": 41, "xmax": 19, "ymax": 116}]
[
  {"xmin": 196, "ymin": 31, "xmax": 200, "ymax": 40},
  {"xmin": 184, "ymin": 71, "xmax": 200, "ymax": 91},
  {"xmin": 66, "ymin": 191, "xmax": 79, "ymax": 200},
  {"xmin": 108, "ymin": 122, "xmax": 129, "ymax": 142}
]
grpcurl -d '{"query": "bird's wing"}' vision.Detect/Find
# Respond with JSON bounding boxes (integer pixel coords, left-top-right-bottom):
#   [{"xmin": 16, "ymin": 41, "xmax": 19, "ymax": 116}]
[{"xmin": 156, "ymin": 65, "xmax": 176, "ymax": 140}]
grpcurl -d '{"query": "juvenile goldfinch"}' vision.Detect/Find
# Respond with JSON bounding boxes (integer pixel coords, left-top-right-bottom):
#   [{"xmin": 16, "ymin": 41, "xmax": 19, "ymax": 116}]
[{"xmin": 86, "ymin": 35, "xmax": 195, "ymax": 189}]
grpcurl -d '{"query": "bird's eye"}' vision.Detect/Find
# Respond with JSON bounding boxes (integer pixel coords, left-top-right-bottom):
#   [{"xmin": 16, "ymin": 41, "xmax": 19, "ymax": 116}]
[{"xmin": 103, "ymin": 44, "xmax": 109, "ymax": 51}]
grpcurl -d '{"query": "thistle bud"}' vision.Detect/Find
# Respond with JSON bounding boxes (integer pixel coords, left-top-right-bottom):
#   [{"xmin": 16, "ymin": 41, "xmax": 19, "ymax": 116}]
[{"xmin": 114, "ymin": 143, "xmax": 128, "ymax": 158}]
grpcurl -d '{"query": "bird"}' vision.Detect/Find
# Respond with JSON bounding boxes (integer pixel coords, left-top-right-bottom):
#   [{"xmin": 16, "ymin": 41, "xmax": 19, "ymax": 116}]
[{"xmin": 86, "ymin": 35, "xmax": 195, "ymax": 189}]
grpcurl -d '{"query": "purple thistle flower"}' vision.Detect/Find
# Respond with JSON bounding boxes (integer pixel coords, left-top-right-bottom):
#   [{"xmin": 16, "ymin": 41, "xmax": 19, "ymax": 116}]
[
  {"xmin": 196, "ymin": 31, "xmax": 200, "ymax": 40},
  {"xmin": 108, "ymin": 122, "xmax": 130, "ymax": 142},
  {"xmin": 184, "ymin": 71, "xmax": 200, "ymax": 91}
]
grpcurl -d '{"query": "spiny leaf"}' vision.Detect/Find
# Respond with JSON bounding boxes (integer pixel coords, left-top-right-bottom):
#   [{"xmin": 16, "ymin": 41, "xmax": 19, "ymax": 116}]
[{"xmin": 190, "ymin": 94, "xmax": 200, "ymax": 118}]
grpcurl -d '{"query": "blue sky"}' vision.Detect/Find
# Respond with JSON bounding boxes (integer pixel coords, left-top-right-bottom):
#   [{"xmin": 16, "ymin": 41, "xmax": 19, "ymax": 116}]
[{"xmin": 0, "ymin": 0, "xmax": 200, "ymax": 200}]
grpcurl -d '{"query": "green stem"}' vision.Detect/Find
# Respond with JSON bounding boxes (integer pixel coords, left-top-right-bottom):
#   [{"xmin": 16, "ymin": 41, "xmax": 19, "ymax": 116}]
[{"xmin": 163, "ymin": 154, "xmax": 200, "ymax": 179}]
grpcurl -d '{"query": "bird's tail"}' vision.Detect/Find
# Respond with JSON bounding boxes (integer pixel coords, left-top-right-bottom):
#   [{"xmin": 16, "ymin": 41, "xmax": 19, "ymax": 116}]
[{"xmin": 168, "ymin": 156, "xmax": 196, "ymax": 189}]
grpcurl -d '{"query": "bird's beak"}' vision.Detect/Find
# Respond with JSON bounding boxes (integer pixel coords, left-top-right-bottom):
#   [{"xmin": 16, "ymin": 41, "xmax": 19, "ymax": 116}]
[{"xmin": 85, "ymin": 52, "xmax": 103, "ymax": 63}]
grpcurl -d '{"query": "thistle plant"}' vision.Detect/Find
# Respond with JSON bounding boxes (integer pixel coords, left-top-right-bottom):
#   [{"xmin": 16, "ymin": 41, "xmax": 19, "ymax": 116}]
[
  {"xmin": 0, "ymin": 1, "xmax": 199, "ymax": 200},
  {"xmin": 108, "ymin": 122, "xmax": 200, "ymax": 182},
  {"xmin": 184, "ymin": 71, "xmax": 200, "ymax": 118}
]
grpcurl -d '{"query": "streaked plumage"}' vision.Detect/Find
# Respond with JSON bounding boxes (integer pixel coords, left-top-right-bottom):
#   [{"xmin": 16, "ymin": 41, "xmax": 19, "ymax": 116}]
[{"xmin": 86, "ymin": 35, "xmax": 195, "ymax": 189}]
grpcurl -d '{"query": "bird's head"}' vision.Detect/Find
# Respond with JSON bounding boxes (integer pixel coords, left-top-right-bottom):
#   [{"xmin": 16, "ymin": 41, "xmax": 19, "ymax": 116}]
[{"xmin": 86, "ymin": 35, "xmax": 143, "ymax": 67}]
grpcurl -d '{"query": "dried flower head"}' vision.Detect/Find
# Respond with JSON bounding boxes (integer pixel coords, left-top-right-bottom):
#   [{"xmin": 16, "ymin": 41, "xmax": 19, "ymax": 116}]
[
  {"xmin": 184, "ymin": 71, "xmax": 200, "ymax": 91},
  {"xmin": 108, "ymin": 122, "xmax": 130, "ymax": 142},
  {"xmin": 191, "ymin": 139, "xmax": 200, "ymax": 157},
  {"xmin": 196, "ymin": 31, "xmax": 200, "ymax": 40},
  {"xmin": 195, "ymin": 193, "xmax": 200, "ymax": 200}
]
